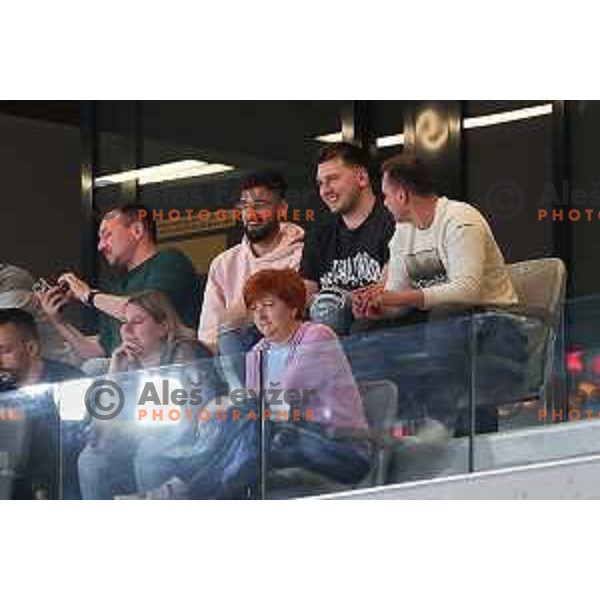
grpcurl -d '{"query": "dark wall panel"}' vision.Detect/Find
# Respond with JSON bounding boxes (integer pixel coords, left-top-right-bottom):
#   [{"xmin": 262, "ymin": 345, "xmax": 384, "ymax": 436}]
[
  {"xmin": 570, "ymin": 101, "xmax": 600, "ymax": 296},
  {"xmin": 0, "ymin": 113, "xmax": 83, "ymax": 279},
  {"xmin": 465, "ymin": 115, "xmax": 554, "ymax": 265}
]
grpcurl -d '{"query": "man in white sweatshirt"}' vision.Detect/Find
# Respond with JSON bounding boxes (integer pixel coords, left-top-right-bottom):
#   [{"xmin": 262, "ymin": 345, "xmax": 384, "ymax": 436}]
[
  {"xmin": 352, "ymin": 154, "xmax": 525, "ymax": 436},
  {"xmin": 353, "ymin": 154, "xmax": 518, "ymax": 318},
  {"xmin": 198, "ymin": 171, "xmax": 304, "ymax": 355}
]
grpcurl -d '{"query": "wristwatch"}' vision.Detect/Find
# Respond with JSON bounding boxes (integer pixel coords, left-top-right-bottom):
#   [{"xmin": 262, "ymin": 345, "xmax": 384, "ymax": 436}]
[{"xmin": 86, "ymin": 289, "xmax": 101, "ymax": 307}]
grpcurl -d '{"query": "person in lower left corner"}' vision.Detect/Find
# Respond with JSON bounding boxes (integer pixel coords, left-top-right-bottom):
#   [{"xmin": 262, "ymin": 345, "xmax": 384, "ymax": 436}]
[{"xmin": 0, "ymin": 308, "xmax": 83, "ymax": 499}]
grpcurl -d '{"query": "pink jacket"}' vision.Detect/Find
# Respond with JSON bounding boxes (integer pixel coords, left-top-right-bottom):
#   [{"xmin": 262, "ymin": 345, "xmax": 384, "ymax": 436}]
[
  {"xmin": 198, "ymin": 222, "xmax": 304, "ymax": 349},
  {"xmin": 245, "ymin": 322, "xmax": 368, "ymax": 431}
]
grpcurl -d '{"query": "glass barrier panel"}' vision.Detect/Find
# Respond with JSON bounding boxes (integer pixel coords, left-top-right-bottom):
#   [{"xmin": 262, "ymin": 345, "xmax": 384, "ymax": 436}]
[
  {"xmin": 0, "ymin": 381, "xmax": 61, "ymax": 499},
  {"xmin": 8, "ymin": 356, "xmax": 256, "ymax": 500},
  {"xmin": 6, "ymin": 295, "xmax": 600, "ymax": 500},
  {"xmin": 470, "ymin": 304, "xmax": 572, "ymax": 473},
  {"xmin": 73, "ymin": 353, "xmax": 257, "ymax": 500},
  {"xmin": 262, "ymin": 319, "xmax": 470, "ymax": 499}
]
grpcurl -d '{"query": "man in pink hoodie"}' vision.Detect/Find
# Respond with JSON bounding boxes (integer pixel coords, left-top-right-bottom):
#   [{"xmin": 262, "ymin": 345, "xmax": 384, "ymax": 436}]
[{"xmin": 198, "ymin": 171, "xmax": 305, "ymax": 369}]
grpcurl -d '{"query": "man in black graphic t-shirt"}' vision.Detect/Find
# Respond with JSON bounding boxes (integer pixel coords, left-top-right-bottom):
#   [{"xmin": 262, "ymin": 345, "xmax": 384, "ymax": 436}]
[{"xmin": 300, "ymin": 143, "xmax": 395, "ymax": 333}]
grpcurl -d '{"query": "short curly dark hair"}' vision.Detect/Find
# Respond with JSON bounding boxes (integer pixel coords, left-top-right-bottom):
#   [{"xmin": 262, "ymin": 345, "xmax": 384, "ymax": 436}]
[
  {"xmin": 239, "ymin": 170, "xmax": 287, "ymax": 201},
  {"xmin": 0, "ymin": 308, "xmax": 38, "ymax": 341}
]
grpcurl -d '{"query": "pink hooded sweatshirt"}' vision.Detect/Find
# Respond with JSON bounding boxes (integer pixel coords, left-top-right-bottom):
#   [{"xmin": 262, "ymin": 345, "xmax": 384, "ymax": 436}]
[{"xmin": 198, "ymin": 222, "xmax": 305, "ymax": 349}]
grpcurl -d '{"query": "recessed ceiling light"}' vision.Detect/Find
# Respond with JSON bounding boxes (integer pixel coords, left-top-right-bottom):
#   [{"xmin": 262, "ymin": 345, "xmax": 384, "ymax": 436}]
[{"xmin": 95, "ymin": 160, "xmax": 234, "ymax": 186}]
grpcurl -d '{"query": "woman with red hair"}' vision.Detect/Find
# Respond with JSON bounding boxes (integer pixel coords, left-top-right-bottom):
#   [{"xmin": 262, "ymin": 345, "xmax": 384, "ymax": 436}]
[{"xmin": 243, "ymin": 268, "xmax": 370, "ymax": 485}]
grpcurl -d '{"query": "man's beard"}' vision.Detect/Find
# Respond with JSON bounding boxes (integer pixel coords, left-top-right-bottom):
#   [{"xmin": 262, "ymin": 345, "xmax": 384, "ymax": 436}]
[
  {"xmin": 104, "ymin": 252, "xmax": 129, "ymax": 275},
  {"xmin": 330, "ymin": 190, "xmax": 361, "ymax": 216},
  {"xmin": 244, "ymin": 219, "xmax": 279, "ymax": 243}
]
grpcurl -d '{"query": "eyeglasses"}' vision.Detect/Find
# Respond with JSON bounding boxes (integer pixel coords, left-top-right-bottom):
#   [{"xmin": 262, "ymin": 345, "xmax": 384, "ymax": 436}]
[{"xmin": 234, "ymin": 200, "xmax": 279, "ymax": 212}]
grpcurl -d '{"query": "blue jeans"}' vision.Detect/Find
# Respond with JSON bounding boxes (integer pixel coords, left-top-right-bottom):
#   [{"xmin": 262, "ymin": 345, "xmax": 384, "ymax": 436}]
[
  {"xmin": 79, "ymin": 363, "xmax": 220, "ymax": 500},
  {"xmin": 77, "ymin": 428, "xmax": 139, "ymax": 500},
  {"xmin": 134, "ymin": 425, "xmax": 198, "ymax": 493},
  {"xmin": 217, "ymin": 323, "xmax": 261, "ymax": 391},
  {"xmin": 268, "ymin": 421, "xmax": 370, "ymax": 485},
  {"xmin": 154, "ymin": 416, "xmax": 370, "ymax": 499},
  {"xmin": 344, "ymin": 310, "xmax": 529, "ymax": 432}
]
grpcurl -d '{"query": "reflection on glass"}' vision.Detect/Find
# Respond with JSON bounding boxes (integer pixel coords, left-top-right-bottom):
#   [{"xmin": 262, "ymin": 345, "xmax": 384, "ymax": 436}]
[{"xmin": 2, "ymin": 298, "xmax": 597, "ymax": 499}]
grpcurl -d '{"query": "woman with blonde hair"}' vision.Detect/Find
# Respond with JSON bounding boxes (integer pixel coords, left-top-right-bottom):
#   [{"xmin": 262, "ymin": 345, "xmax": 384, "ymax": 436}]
[
  {"xmin": 109, "ymin": 290, "xmax": 202, "ymax": 373},
  {"xmin": 78, "ymin": 290, "xmax": 214, "ymax": 499}
]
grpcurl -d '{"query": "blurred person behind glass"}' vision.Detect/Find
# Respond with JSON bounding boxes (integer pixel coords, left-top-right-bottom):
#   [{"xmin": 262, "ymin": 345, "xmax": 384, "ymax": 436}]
[
  {"xmin": 78, "ymin": 290, "xmax": 213, "ymax": 499},
  {"xmin": 0, "ymin": 308, "xmax": 82, "ymax": 499}
]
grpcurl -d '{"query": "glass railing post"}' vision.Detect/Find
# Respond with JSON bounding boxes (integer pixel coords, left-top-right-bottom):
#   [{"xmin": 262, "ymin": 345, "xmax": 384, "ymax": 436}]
[
  {"xmin": 468, "ymin": 314, "xmax": 477, "ymax": 473},
  {"xmin": 558, "ymin": 304, "xmax": 569, "ymax": 422},
  {"xmin": 258, "ymin": 348, "xmax": 267, "ymax": 500},
  {"xmin": 58, "ymin": 389, "xmax": 63, "ymax": 500}
]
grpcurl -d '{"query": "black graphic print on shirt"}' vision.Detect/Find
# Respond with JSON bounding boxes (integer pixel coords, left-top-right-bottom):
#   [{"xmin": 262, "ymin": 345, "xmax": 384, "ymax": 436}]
[
  {"xmin": 320, "ymin": 251, "xmax": 384, "ymax": 289},
  {"xmin": 404, "ymin": 248, "xmax": 448, "ymax": 289},
  {"xmin": 300, "ymin": 200, "xmax": 395, "ymax": 292}
]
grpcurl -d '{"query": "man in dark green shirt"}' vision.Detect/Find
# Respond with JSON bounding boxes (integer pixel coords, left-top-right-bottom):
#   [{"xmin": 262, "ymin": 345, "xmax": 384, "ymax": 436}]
[{"xmin": 37, "ymin": 204, "xmax": 201, "ymax": 358}]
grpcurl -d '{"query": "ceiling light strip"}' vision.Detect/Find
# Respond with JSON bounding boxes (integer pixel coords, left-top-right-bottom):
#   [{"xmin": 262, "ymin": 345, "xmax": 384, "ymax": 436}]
[
  {"xmin": 95, "ymin": 160, "xmax": 234, "ymax": 186},
  {"xmin": 463, "ymin": 103, "xmax": 553, "ymax": 129},
  {"xmin": 376, "ymin": 133, "xmax": 405, "ymax": 148},
  {"xmin": 315, "ymin": 132, "xmax": 344, "ymax": 143},
  {"xmin": 315, "ymin": 103, "xmax": 554, "ymax": 147}
]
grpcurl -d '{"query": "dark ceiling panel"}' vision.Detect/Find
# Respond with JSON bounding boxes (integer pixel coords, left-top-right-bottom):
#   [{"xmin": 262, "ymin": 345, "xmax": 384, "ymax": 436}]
[{"xmin": 0, "ymin": 101, "xmax": 80, "ymax": 126}]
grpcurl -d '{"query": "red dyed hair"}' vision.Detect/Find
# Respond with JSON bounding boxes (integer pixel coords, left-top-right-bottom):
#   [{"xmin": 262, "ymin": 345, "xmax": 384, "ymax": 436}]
[{"xmin": 243, "ymin": 269, "xmax": 306, "ymax": 316}]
